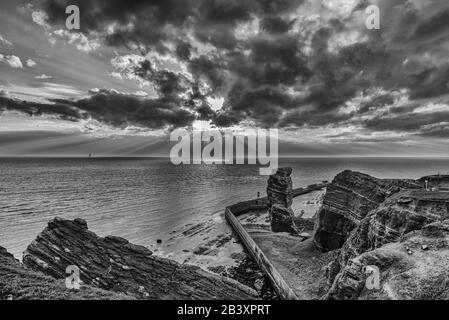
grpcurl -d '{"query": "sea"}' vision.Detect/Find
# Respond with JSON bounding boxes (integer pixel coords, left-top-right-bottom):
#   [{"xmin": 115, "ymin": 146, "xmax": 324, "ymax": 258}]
[{"xmin": 1, "ymin": 157, "xmax": 449, "ymax": 265}]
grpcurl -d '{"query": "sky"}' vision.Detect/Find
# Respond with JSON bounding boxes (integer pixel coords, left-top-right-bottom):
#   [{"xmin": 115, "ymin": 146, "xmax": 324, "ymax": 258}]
[{"xmin": 1, "ymin": 0, "xmax": 449, "ymax": 157}]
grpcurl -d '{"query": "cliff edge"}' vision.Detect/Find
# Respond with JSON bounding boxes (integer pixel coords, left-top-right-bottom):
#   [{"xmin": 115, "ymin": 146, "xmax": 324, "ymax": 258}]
[
  {"xmin": 314, "ymin": 170, "xmax": 449, "ymax": 299},
  {"xmin": 22, "ymin": 218, "xmax": 258, "ymax": 300}
]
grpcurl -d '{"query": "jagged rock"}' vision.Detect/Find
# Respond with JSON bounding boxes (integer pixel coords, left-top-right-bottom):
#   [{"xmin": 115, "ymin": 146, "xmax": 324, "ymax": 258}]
[
  {"xmin": 314, "ymin": 170, "xmax": 422, "ymax": 252},
  {"xmin": 270, "ymin": 205, "xmax": 296, "ymax": 233},
  {"xmin": 267, "ymin": 167, "xmax": 293, "ymax": 209},
  {"xmin": 325, "ymin": 220, "xmax": 449, "ymax": 300},
  {"xmin": 0, "ymin": 245, "xmax": 130, "ymax": 300},
  {"xmin": 299, "ymin": 232, "xmax": 312, "ymax": 241},
  {"xmin": 22, "ymin": 218, "xmax": 258, "ymax": 300},
  {"xmin": 323, "ymin": 187, "xmax": 449, "ymax": 299},
  {"xmin": 267, "ymin": 167, "xmax": 296, "ymax": 233}
]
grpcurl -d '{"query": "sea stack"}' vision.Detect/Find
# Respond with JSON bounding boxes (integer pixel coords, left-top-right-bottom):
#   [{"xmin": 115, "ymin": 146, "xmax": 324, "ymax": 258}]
[{"xmin": 267, "ymin": 167, "xmax": 296, "ymax": 233}]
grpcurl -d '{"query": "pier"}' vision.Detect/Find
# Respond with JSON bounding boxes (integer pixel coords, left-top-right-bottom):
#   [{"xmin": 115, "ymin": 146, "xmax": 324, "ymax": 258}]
[{"xmin": 225, "ymin": 183, "xmax": 328, "ymax": 300}]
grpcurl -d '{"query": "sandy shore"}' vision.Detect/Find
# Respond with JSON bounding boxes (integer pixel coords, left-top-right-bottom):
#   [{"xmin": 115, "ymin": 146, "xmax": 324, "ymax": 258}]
[{"xmin": 149, "ymin": 189, "xmax": 325, "ymax": 299}]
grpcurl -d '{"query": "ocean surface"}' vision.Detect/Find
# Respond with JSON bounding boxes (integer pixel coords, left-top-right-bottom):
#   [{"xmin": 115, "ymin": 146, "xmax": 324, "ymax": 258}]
[{"xmin": 2, "ymin": 157, "xmax": 449, "ymax": 263}]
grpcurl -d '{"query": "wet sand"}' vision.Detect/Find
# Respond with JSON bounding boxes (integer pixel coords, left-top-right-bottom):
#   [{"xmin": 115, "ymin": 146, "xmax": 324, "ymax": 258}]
[{"xmin": 149, "ymin": 189, "xmax": 326, "ymax": 299}]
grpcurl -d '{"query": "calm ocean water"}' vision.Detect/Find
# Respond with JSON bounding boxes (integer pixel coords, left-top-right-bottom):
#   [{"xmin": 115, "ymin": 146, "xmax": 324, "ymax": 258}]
[{"xmin": 2, "ymin": 157, "xmax": 449, "ymax": 260}]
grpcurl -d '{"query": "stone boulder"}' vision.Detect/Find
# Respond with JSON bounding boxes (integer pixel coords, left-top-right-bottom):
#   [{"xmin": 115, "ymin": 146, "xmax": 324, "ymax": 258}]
[{"xmin": 23, "ymin": 218, "xmax": 258, "ymax": 300}]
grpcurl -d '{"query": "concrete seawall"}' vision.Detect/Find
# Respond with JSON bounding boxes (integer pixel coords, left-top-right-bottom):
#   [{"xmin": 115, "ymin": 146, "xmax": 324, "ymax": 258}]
[{"xmin": 225, "ymin": 184, "xmax": 327, "ymax": 300}]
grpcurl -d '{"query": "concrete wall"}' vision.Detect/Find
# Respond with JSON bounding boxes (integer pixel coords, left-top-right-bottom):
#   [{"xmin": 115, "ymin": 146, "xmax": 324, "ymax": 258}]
[
  {"xmin": 225, "ymin": 207, "xmax": 299, "ymax": 300},
  {"xmin": 224, "ymin": 183, "xmax": 328, "ymax": 300}
]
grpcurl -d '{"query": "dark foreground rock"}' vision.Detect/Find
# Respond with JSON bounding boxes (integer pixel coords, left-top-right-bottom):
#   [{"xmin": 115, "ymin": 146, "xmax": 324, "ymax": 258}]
[
  {"xmin": 23, "ymin": 218, "xmax": 258, "ymax": 300},
  {"xmin": 209, "ymin": 252, "xmax": 279, "ymax": 300},
  {"xmin": 0, "ymin": 246, "xmax": 131, "ymax": 300}
]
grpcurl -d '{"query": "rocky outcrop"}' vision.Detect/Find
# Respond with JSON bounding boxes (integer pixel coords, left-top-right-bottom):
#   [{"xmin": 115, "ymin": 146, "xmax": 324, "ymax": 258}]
[
  {"xmin": 267, "ymin": 168, "xmax": 295, "ymax": 233},
  {"xmin": 325, "ymin": 220, "xmax": 449, "ymax": 300},
  {"xmin": 325, "ymin": 189, "xmax": 448, "ymax": 287},
  {"xmin": 23, "ymin": 218, "xmax": 258, "ymax": 300},
  {"xmin": 270, "ymin": 205, "xmax": 296, "ymax": 233},
  {"xmin": 0, "ymin": 245, "xmax": 131, "ymax": 300},
  {"xmin": 314, "ymin": 170, "xmax": 422, "ymax": 252},
  {"xmin": 267, "ymin": 167, "xmax": 293, "ymax": 209},
  {"xmin": 317, "ymin": 172, "xmax": 449, "ymax": 299}
]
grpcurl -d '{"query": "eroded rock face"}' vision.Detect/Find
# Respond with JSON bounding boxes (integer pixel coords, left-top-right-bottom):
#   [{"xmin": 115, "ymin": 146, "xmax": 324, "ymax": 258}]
[
  {"xmin": 23, "ymin": 218, "xmax": 258, "ymax": 300},
  {"xmin": 323, "ymin": 189, "xmax": 449, "ymax": 300},
  {"xmin": 325, "ymin": 221, "xmax": 449, "ymax": 300},
  {"xmin": 314, "ymin": 170, "xmax": 421, "ymax": 252},
  {"xmin": 267, "ymin": 168, "xmax": 295, "ymax": 233},
  {"xmin": 270, "ymin": 205, "xmax": 296, "ymax": 233},
  {"xmin": 267, "ymin": 167, "xmax": 293, "ymax": 209}
]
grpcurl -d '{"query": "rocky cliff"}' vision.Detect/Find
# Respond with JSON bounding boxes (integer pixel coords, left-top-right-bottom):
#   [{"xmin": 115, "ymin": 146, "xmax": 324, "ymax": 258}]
[
  {"xmin": 325, "ymin": 220, "xmax": 449, "ymax": 300},
  {"xmin": 314, "ymin": 170, "xmax": 422, "ymax": 251},
  {"xmin": 22, "ymin": 218, "xmax": 258, "ymax": 300},
  {"xmin": 315, "ymin": 171, "xmax": 449, "ymax": 300},
  {"xmin": 0, "ymin": 245, "xmax": 131, "ymax": 300}
]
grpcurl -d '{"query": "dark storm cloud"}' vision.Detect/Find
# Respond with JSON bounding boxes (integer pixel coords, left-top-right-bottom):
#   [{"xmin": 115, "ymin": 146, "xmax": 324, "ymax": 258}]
[
  {"xmin": 408, "ymin": 65, "xmax": 449, "ymax": 100},
  {"xmin": 53, "ymin": 90, "xmax": 197, "ymax": 129},
  {"xmin": 0, "ymin": 90, "xmax": 197, "ymax": 129},
  {"xmin": 188, "ymin": 56, "xmax": 227, "ymax": 93},
  {"xmin": 32, "ymin": 0, "xmax": 449, "ymax": 136},
  {"xmin": 0, "ymin": 96, "xmax": 82, "ymax": 121},
  {"xmin": 217, "ymin": 86, "xmax": 296, "ymax": 127},
  {"xmin": 413, "ymin": 8, "xmax": 449, "ymax": 39},
  {"xmin": 358, "ymin": 93, "xmax": 395, "ymax": 114},
  {"xmin": 420, "ymin": 125, "xmax": 449, "ymax": 138},
  {"xmin": 364, "ymin": 112, "xmax": 449, "ymax": 132},
  {"xmin": 279, "ymin": 109, "xmax": 354, "ymax": 127},
  {"xmin": 36, "ymin": 0, "xmax": 194, "ymax": 49},
  {"xmin": 259, "ymin": 16, "xmax": 294, "ymax": 34},
  {"xmin": 237, "ymin": 36, "xmax": 312, "ymax": 86}
]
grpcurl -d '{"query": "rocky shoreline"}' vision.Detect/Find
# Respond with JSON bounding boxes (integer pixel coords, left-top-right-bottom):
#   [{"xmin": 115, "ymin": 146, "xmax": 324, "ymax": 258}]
[
  {"xmin": 0, "ymin": 217, "xmax": 273, "ymax": 300},
  {"xmin": 19, "ymin": 218, "xmax": 258, "ymax": 300},
  {"xmin": 3, "ymin": 169, "xmax": 449, "ymax": 300}
]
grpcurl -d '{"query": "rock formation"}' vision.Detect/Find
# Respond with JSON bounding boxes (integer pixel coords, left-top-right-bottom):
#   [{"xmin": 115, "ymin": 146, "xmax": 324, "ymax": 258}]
[
  {"xmin": 270, "ymin": 205, "xmax": 296, "ymax": 233},
  {"xmin": 22, "ymin": 218, "xmax": 258, "ymax": 300},
  {"xmin": 267, "ymin": 167, "xmax": 296, "ymax": 233},
  {"xmin": 0, "ymin": 245, "xmax": 131, "ymax": 300},
  {"xmin": 325, "ymin": 220, "xmax": 449, "ymax": 300},
  {"xmin": 267, "ymin": 167, "xmax": 293, "ymax": 209},
  {"xmin": 314, "ymin": 170, "xmax": 422, "ymax": 252},
  {"xmin": 314, "ymin": 170, "xmax": 449, "ymax": 299}
]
